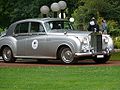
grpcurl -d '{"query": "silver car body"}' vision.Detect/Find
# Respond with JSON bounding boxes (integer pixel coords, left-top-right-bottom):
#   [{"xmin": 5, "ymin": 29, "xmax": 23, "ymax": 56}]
[{"xmin": 0, "ymin": 18, "xmax": 114, "ymax": 63}]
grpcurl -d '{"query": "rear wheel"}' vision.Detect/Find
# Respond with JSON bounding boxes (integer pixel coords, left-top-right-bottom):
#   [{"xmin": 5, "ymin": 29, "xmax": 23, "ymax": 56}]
[
  {"xmin": 59, "ymin": 47, "xmax": 76, "ymax": 64},
  {"xmin": 93, "ymin": 55, "xmax": 110, "ymax": 64},
  {"xmin": 2, "ymin": 47, "xmax": 15, "ymax": 63}
]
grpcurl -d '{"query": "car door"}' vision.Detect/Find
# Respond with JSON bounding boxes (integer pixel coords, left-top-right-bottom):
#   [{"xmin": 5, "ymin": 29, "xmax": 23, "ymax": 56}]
[
  {"xmin": 14, "ymin": 22, "xmax": 29, "ymax": 57},
  {"xmin": 25, "ymin": 22, "xmax": 48, "ymax": 58}
]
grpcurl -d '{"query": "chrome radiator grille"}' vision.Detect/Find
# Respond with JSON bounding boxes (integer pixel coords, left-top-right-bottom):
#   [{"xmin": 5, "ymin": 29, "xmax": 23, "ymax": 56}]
[{"xmin": 91, "ymin": 33, "xmax": 102, "ymax": 52}]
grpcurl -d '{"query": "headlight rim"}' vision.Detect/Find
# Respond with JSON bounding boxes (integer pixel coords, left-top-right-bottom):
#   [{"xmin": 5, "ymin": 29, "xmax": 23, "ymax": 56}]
[{"xmin": 104, "ymin": 36, "xmax": 109, "ymax": 44}]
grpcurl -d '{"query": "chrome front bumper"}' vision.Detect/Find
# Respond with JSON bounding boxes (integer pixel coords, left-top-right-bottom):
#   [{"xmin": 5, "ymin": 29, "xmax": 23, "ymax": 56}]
[{"xmin": 74, "ymin": 49, "xmax": 112, "ymax": 58}]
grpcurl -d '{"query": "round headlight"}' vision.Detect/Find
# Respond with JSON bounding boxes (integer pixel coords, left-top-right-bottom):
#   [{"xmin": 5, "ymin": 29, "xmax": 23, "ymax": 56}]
[
  {"xmin": 104, "ymin": 36, "xmax": 109, "ymax": 44},
  {"xmin": 82, "ymin": 37, "xmax": 88, "ymax": 44}
]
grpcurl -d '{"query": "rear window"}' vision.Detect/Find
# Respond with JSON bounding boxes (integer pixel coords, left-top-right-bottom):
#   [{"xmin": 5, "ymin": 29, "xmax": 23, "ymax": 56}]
[{"xmin": 14, "ymin": 22, "xmax": 29, "ymax": 34}]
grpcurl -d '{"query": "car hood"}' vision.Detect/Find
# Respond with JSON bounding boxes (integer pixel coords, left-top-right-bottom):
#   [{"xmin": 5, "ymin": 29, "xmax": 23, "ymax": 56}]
[{"xmin": 47, "ymin": 30, "xmax": 92, "ymax": 37}]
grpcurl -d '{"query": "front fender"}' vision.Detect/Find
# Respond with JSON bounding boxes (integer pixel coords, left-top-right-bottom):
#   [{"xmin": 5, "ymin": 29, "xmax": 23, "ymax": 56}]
[
  {"xmin": 102, "ymin": 35, "xmax": 114, "ymax": 52},
  {"xmin": 58, "ymin": 36, "xmax": 81, "ymax": 54}
]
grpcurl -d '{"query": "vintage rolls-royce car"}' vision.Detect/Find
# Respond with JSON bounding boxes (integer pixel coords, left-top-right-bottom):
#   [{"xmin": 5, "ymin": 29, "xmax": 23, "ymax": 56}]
[{"xmin": 0, "ymin": 18, "xmax": 114, "ymax": 64}]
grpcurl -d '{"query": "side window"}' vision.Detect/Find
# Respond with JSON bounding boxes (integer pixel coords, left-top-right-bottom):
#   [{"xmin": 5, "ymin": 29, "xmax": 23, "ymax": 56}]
[
  {"xmin": 39, "ymin": 24, "xmax": 45, "ymax": 32},
  {"xmin": 14, "ymin": 22, "xmax": 29, "ymax": 34},
  {"xmin": 30, "ymin": 22, "xmax": 45, "ymax": 33},
  {"xmin": 20, "ymin": 23, "xmax": 29, "ymax": 33},
  {"xmin": 14, "ymin": 24, "xmax": 20, "ymax": 34}
]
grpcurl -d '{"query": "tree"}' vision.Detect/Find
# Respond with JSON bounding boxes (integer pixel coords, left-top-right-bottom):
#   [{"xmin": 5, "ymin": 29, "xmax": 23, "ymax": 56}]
[
  {"xmin": 0, "ymin": 0, "xmax": 60, "ymax": 29},
  {"xmin": 72, "ymin": 0, "xmax": 120, "ymax": 29},
  {"xmin": 66, "ymin": 0, "xmax": 79, "ymax": 18}
]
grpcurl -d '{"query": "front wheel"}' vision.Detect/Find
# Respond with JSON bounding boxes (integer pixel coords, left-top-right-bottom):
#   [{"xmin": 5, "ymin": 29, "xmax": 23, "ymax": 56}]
[
  {"xmin": 93, "ymin": 55, "xmax": 111, "ymax": 64},
  {"xmin": 2, "ymin": 47, "xmax": 15, "ymax": 63},
  {"xmin": 59, "ymin": 47, "xmax": 76, "ymax": 64}
]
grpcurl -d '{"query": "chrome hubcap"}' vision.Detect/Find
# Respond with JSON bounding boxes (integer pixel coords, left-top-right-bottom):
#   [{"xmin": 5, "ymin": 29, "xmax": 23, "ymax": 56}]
[
  {"xmin": 3, "ymin": 48, "xmax": 12, "ymax": 61},
  {"xmin": 61, "ymin": 49, "xmax": 73, "ymax": 63}
]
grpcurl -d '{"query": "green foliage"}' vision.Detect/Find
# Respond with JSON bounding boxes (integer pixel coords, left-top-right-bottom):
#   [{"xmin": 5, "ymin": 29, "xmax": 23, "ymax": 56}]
[
  {"xmin": 107, "ymin": 20, "xmax": 118, "ymax": 33},
  {"xmin": 113, "ymin": 37, "xmax": 120, "ymax": 49},
  {"xmin": 111, "ymin": 52, "xmax": 120, "ymax": 60},
  {"xmin": 0, "ymin": 66, "xmax": 120, "ymax": 90},
  {"xmin": 72, "ymin": 0, "xmax": 120, "ymax": 30},
  {"xmin": 0, "ymin": 28, "xmax": 3, "ymax": 33},
  {"xmin": 1, "ymin": 0, "xmax": 120, "ymax": 31},
  {"xmin": 0, "ymin": 0, "xmax": 60, "ymax": 28},
  {"xmin": 110, "ymin": 29, "xmax": 120, "ymax": 37},
  {"xmin": 72, "ymin": 6, "xmax": 89, "ymax": 29},
  {"xmin": 66, "ymin": 0, "xmax": 79, "ymax": 17}
]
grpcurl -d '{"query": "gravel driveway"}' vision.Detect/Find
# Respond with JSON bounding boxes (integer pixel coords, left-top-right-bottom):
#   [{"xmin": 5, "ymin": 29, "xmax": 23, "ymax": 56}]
[{"xmin": 0, "ymin": 59, "xmax": 120, "ymax": 67}]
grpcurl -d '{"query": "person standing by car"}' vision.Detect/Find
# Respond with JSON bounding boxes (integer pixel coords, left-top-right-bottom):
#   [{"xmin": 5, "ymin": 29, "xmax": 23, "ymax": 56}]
[
  {"xmin": 88, "ymin": 17, "xmax": 99, "ymax": 32},
  {"xmin": 101, "ymin": 19, "xmax": 107, "ymax": 34}
]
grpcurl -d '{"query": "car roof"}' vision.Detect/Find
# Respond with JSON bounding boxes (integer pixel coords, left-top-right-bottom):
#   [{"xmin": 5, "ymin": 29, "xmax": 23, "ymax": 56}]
[
  {"xmin": 6, "ymin": 18, "xmax": 68, "ymax": 36},
  {"xmin": 14, "ymin": 18, "xmax": 66, "ymax": 24},
  {"xmin": 9, "ymin": 18, "xmax": 68, "ymax": 28}
]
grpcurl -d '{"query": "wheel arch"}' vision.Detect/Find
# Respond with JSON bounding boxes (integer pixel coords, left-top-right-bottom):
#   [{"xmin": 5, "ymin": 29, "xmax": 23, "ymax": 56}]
[
  {"xmin": 0, "ymin": 45, "xmax": 11, "ymax": 55},
  {"xmin": 0, "ymin": 45, "xmax": 15, "ymax": 57},
  {"xmin": 56, "ymin": 45, "xmax": 71, "ymax": 60}
]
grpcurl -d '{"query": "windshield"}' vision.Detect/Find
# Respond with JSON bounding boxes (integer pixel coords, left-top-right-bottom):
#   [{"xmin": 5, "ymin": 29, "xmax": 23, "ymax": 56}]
[{"xmin": 44, "ymin": 21, "xmax": 74, "ymax": 31}]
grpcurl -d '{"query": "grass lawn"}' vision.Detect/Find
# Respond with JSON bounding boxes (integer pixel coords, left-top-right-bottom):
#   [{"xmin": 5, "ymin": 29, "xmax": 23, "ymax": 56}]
[
  {"xmin": 110, "ymin": 52, "xmax": 120, "ymax": 60},
  {"xmin": 0, "ymin": 66, "xmax": 120, "ymax": 90}
]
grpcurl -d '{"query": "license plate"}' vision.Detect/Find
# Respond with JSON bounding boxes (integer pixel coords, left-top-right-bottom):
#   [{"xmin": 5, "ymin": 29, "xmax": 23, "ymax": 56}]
[{"xmin": 97, "ymin": 55, "xmax": 104, "ymax": 58}]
